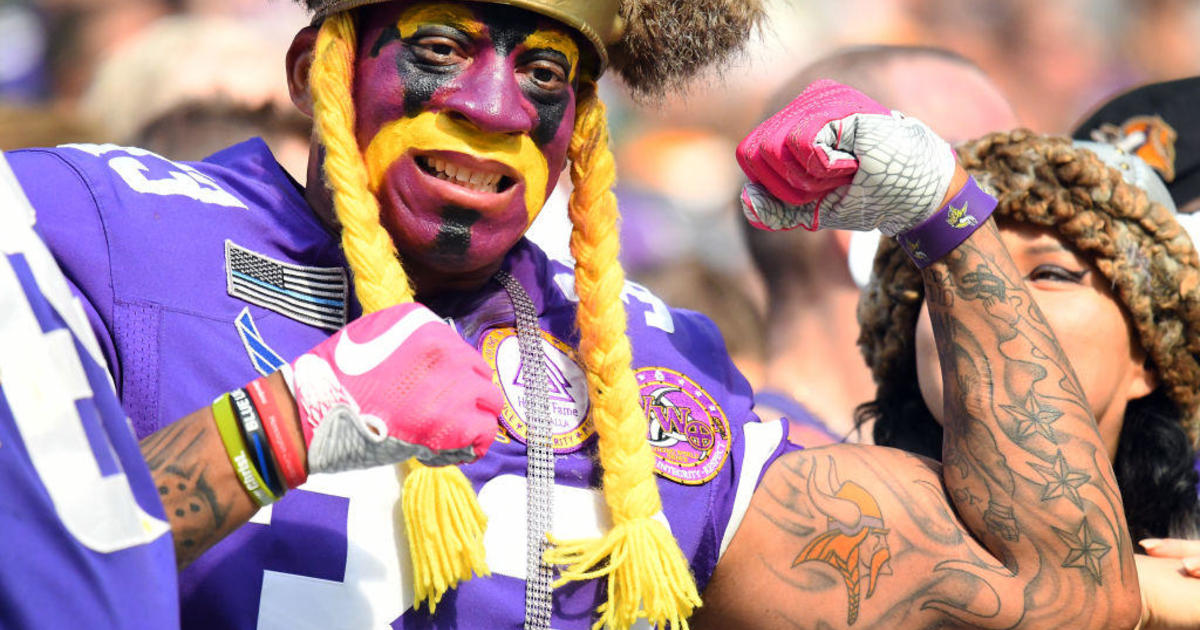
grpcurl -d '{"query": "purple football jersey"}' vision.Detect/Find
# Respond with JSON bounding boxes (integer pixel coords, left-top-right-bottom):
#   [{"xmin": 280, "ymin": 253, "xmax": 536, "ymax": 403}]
[
  {"xmin": 0, "ymin": 195, "xmax": 177, "ymax": 629},
  {"xmin": 13, "ymin": 139, "xmax": 794, "ymax": 629}
]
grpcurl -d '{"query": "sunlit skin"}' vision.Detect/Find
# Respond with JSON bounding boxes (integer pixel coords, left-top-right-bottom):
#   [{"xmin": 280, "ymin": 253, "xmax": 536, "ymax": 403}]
[
  {"xmin": 915, "ymin": 221, "xmax": 1156, "ymax": 459},
  {"xmin": 340, "ymin": 1, "xmax": 580, "ymax": 294}
]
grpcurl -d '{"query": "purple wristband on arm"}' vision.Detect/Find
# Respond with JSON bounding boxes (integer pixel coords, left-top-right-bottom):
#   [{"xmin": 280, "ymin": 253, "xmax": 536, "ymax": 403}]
[{"xmin": 896, "ymin": 175, "xmax": 997, "ymax": 268}]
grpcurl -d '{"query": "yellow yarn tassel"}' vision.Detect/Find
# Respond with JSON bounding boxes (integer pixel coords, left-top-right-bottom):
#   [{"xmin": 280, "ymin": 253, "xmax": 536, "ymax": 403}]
[
  {"xmin": 402, "ymin": 460, "xmax": 489, "ymax": 611},
  {"xmin": 545, "ymin": 84, "xmax": 701, "ymax": 629},
  {"xmin": 311, "ymin": 13, "xmax": 488, "ymax": 611}
]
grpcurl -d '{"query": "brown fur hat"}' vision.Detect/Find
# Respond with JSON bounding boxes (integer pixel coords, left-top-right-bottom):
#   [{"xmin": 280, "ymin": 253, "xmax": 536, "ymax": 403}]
[
  {"xmin": 606, "ymin": 0, "xmax": 764, "ymax": 97},
  {"xmin": 291, "ymin": 0, "xmax": 764, "ymax": 98},
  {"xmin": 857, "ymin": 130, "xmax": 1200, "ymax": 445}
]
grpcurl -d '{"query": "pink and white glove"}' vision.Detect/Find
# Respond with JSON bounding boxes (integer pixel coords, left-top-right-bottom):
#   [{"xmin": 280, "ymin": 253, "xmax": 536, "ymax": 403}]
[
  {"xmin": 283, "ymin": 303, "xmax": 503, "ymax": 475},
  {"xmin": 736, "ymin": 79, "xmax": 957, "ymax": 236}
]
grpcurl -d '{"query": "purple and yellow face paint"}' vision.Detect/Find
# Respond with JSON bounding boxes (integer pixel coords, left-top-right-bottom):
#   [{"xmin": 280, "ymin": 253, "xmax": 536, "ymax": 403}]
[{"xmin": 352, "ymin": 1, "xmax": 581, "ymax": 278}]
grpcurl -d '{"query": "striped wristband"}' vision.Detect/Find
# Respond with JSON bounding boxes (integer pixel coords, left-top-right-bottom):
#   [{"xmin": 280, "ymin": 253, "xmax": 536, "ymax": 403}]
[
  {"xmin": 230, "ymin": 388, "xmax": 285, "ymax": 498},
  {"xmin": 247, "ymin": 377, "xmax": 308, "ymax": 490},
  {"xmin": 213, "ymin": 392, "xmax": 278, "ymax": 507},
  {"xmin": 896, "ymin": 175, "xmax": 998, "ymax": 268}
]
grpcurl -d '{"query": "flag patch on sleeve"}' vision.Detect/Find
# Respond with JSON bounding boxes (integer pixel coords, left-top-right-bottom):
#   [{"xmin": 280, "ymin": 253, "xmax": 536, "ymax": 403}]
[{"xmin": 225, "ymin": 240, "xmax": 347, "ymax": 331}]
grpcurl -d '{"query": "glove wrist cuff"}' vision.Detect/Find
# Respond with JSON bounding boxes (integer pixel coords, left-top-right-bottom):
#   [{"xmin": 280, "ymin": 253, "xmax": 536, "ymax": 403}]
[{"xmin": 896, "ymin": 176, "xmax": 998, "ymax": 268}]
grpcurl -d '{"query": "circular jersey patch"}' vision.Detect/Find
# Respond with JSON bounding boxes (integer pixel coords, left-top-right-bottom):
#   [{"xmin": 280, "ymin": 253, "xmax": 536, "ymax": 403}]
[
  {"xmin": 480, "ymin": 328, "xmax": 594, "ymax": 453},
  {"xmin": 636, "ymin": 367, "xmax": 732, "ymax": 485}
]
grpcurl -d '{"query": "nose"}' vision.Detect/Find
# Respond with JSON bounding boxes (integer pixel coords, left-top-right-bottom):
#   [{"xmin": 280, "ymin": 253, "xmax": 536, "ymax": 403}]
[{"xmin": 440, "ymin": 56, "xmax": 536, "ymax": 136}]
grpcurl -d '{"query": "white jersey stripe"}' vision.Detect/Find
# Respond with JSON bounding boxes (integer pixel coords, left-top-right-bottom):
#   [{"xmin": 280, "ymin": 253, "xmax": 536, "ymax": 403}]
[{"xmin": 719, "ymin": 419, "xmax": 785, "ymax": 558}]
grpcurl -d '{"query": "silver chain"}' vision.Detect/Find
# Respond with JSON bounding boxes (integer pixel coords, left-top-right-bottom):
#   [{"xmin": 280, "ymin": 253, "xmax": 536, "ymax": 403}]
[{"xmin": 496, "ymin": 270, "xmax": 555, "ymax": 630}]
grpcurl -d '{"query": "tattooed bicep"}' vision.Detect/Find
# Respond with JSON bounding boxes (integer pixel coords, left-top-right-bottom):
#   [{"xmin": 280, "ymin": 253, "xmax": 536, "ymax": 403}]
[{"xmin": 697, "ymin": 446, "xmax": 1014, "ymax": 630}]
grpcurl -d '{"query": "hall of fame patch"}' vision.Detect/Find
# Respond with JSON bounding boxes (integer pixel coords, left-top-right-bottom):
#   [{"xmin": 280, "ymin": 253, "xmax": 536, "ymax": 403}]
[
  {"xmin": 636, "ymin": 367, "xmax": 731, "ymax": 485},
  {"xmin": 480, "ymin": 328, "xmax": 594, "ymax": 453}
]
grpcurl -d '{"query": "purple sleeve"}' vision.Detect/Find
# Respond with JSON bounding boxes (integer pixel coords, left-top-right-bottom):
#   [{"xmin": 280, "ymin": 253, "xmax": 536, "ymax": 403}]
[
  {"xmin": 10, "ymin": 148, "xmax": 121, "ymax": 384},
  {"xmin": 0, "ymin": 209, "xmax": 178, "ymax": 628}
]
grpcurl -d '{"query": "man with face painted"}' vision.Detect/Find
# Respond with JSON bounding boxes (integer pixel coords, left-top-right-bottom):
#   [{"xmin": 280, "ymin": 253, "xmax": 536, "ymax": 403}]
[{"xmin": 9, "ymin": 1, "xmax": 1142, "ymax": 629}]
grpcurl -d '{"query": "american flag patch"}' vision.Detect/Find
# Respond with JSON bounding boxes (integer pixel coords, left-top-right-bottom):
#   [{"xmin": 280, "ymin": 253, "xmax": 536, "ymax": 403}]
[{"xmin": 225, "ymin": 240, "xmax": 347, "ymax": 331}]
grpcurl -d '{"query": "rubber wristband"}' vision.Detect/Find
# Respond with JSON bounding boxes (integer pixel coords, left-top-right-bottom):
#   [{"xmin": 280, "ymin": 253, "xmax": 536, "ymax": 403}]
[
  {"xmin": 896, "ymin": 175, "xmax": 998, "ymax": 268},
  {"xmin": 231, "ymin": 388, "xmax": 285, "ymax": 497},
  {"xmin": 247, "ymin": 377, "xmax": 308, "ymax": 490},
  {"xmin": 212, "ymin": 392, "xmax": 277, "ymax": 507}
]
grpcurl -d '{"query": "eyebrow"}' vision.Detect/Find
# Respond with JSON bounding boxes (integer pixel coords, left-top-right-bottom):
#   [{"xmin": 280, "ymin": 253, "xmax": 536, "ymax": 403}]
[
  {"xmin": 396, "ymin": 5, "xmax": 483, "ymax": 38},
  {"xmin": 522, "ymin": 30, "xmax": 579, "ymax": 78},
  {"xmin": 1021, "ymin": 243, "xmax": 1070, "ymax": 256}
]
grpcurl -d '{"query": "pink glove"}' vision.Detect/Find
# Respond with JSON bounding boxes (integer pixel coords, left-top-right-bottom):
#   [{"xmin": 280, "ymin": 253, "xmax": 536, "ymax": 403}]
[
  {"xmin": 736, "ymin": 79, "xmax": 890, "ymax": 206},
  {"xmin": 736, "ymin": 80, "xmax": 957, "ymax": 236},
  {"xmin": 284, "ymin": 303, "xmax": 503, "ymax": 475}
]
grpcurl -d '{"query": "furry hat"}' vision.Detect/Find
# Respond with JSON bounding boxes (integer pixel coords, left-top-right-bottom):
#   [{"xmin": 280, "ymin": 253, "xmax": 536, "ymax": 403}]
[
  {"xmin": 293, "ymin": 0, "xmax": 764, "ymax": 97},
  {"xmin": 857, "ymin": 130, "xmax": 1200, "ymax": 445}
]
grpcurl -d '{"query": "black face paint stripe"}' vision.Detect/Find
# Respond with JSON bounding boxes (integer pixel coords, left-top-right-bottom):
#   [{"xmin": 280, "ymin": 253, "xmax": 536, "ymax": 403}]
[
  {"xmin": 529, "ymin": 81, "xmax": 569, "ymax": 147},
  {"xmin": 433, "ymin": 207, "xmax": 482, "ymax": 258},
  {"xmin": 370, "ymin": 25, "xmax": 403, "ymax": 58},
  {"xmin": 378, "ymin": 5, "xmax": 573, "ymax": 139}
]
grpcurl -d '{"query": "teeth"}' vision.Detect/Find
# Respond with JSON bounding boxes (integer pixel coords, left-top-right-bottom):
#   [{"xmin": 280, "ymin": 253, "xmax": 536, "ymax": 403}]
[{"xmin": 423, "ymin": 156, "xmax": 504, "ymax": 194}]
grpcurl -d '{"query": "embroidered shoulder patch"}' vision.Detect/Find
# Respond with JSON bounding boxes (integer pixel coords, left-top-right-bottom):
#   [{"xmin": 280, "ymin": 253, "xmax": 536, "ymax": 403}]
[
  {"xmin": 480, "ymin": 327, "xmax": 594, "ymax": 453},
  {"xmin": 637, "ymin": 367, "xmax": 732, "ymax": 485},
  {"xmin": 225, "ymin": 240, "xmax": 347, "ymax": 331},
  {"xmin": 235, "ymin": 307, "xmax": 286, "ymax": 377}
]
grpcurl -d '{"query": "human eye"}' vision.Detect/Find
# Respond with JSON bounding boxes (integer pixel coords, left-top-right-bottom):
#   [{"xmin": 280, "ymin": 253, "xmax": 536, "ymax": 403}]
[
  {"xmin": 408, "ymin": 30, "xmax": 469, "ymax": 67},
  {"xmin": 520, "ymin": 57, "xmax": 568, "ymax": 93},
  {"xmin": 1027, "ymin": 264, "xmax": 1088, "ymax": 284}
]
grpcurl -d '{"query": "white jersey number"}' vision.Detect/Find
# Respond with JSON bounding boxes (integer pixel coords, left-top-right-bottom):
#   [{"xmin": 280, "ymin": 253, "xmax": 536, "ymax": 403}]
[
  {"xmin": 0, "ymin": 201, "xmax": 169, "ymax": 553},
  {"xmin": 61, "ymin": 143, "xmax": 247, "ymax": 209}
]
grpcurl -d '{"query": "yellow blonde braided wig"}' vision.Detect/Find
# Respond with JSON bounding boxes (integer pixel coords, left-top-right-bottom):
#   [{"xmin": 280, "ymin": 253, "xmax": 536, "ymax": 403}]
[
  {"xmin": 858, "ymin": 130, "xmax": 1200, "ymax": 445},
  {"xmin": 311, "ymin": 12, "xmax": 489, "ymax": 612},
  {"xmin": 542, "ymin": 81, "xmax": 701, "ymax": 629}
]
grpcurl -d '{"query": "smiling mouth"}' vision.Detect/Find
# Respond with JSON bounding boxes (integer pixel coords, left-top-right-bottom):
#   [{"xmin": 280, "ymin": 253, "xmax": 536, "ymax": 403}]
[{"xmin": 416, "ymin": 155, "xmax": 517, "ymax": 195}]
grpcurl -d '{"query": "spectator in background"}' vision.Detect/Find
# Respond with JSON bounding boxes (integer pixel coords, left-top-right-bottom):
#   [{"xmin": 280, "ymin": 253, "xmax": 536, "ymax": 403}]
[
  {"xmin": 0, "ymin": 103, "xmax": 101, "ymax": 150},
  {"xmin": 746, "ymin": 45, "xmax": 1018, "ymax": 444},
  {"xmin": 81, "ymin": 15, "xmax": 311, "ymax": 181},
  {"xmin": 38, "ymin": 0, "xmax": 175, "ymax": 107}
]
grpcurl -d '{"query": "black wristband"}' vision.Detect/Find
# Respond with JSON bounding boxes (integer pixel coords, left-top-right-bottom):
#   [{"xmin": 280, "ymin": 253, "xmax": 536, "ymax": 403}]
[{"xmin": 230, "ymin": 387, "xmax": 286, "ymax": 497}]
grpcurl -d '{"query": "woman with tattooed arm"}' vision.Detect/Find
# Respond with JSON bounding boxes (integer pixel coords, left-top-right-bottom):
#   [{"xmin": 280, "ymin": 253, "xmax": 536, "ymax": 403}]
[{"xmin": 853, "ymin": 131, "xmax": 1200, "ymax": 629}]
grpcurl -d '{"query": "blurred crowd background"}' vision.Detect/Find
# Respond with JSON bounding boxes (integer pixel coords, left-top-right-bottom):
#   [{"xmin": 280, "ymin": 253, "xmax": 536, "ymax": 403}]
[{"xmin": 2, "ymin": 0, "xmax": 1198, "ymax": 376}]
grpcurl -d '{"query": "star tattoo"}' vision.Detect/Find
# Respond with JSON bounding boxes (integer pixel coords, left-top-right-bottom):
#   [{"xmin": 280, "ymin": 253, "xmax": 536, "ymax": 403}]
[
  {"xmin": 1053, "ymin": 518, "xmax": 1111, "ymax": 583},
  {"xmin": 1029, "ymin": 450, "xmax": 1090, "ymax": 509},
  {"xmin": 1002, "ymin": 391, "xmax": 1063, "ymax": 441}
]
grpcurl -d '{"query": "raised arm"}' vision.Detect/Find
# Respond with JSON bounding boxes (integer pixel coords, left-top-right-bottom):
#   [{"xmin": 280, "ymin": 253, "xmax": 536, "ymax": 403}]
[
  {"xmin": 699, "ymin": 81, "xmax": 1140, "ymax": 629},
  {"xmin": 924, "ymin": 208, "xmax": 1138, "ymax": 625}
]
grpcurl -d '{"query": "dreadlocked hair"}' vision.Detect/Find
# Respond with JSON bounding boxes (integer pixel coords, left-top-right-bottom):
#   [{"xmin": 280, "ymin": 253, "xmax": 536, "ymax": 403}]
[
  {"xmin": 856, "ymin": 129, "xmax": 1200, "ymax": 539},
  {"xmin": 310, "ymin": 12, "xmax": 488, "ymax": 612},
  {"xmin": 542, "ymin": 81, "xmax": 701, "ymax": 630}
]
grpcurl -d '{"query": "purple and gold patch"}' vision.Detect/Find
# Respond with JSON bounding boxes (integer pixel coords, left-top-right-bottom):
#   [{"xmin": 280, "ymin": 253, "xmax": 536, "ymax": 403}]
[
  {"xmin": 636, "ymin": 367, "xmax": 732, "ymax": 485},
  {"xmin": 480, "ymin": 327, "xmax": 594, "ymax": 453}
]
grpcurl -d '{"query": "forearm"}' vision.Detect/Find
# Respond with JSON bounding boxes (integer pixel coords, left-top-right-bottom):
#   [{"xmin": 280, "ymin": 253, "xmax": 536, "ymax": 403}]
[
  {"xmin": 139, "ymin": 372, "xmax": 305, "ymax": 568},
  {"xmin": 926, "ymin": 217, "xmax": 1140, "ymax": 626}
]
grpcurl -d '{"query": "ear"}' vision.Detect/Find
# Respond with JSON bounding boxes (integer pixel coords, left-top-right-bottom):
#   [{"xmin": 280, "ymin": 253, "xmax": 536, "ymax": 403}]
[
  {"xmin": 287, "ymin": 26, "xmax": 321, "ymax": 118},
  {"xmin": 1126, "ymin": 357, "xmax": 1158, "ymax": 402}
]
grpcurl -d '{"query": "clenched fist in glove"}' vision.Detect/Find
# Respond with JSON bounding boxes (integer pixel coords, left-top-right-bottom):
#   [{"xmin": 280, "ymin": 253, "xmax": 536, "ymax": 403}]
[
  {"xmin": 736, "ymin": 79, "xmax": 959, "ymax": 236},
  {"xmin": 285, "ymin": 302, "xmax": 503, "ymax": 475}
]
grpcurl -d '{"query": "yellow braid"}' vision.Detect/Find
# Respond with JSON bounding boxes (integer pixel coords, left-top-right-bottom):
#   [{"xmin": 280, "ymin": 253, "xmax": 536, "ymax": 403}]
[
  {"xmin": 545, "ymin": 83, "xmax": 702, "ymax": 629},
  {"xmin": 310, "ymin": 13, "xmax": 489, "ymax": 612}
]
